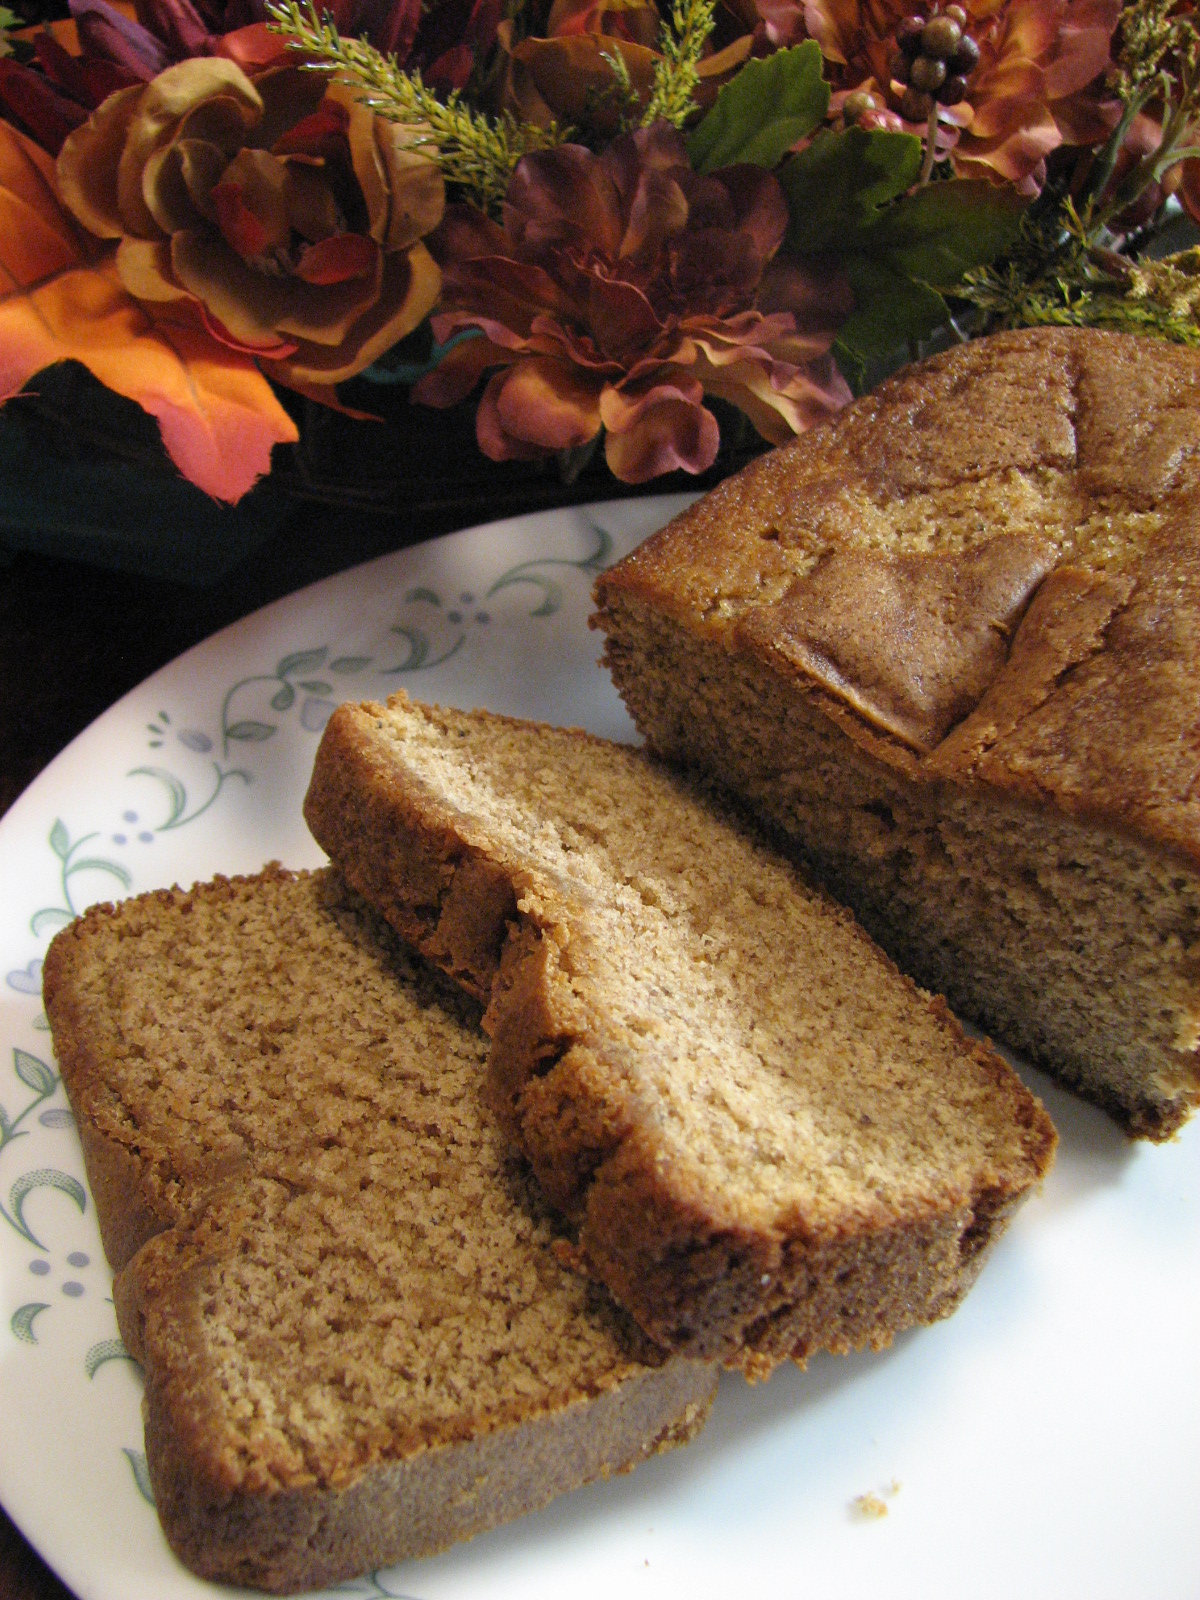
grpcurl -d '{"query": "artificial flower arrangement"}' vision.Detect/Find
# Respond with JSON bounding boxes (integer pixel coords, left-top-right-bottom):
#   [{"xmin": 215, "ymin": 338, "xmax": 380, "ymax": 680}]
[{"xmin": 0, "ymin": 0, "xmax": 1198, "ymax": 504}]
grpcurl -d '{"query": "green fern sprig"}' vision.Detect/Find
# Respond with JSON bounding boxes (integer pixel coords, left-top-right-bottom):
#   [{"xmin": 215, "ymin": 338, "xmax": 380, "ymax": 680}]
[
  {"xmin": 1114, "ymin": 0, "xmax": 1200, "ymax": 102},
  {"xmin": 956, "ymin": 205, "xmax": 1200, "ymax": 348},
  {"xmin": 265, "ymin": 0, "xmax": 567, "ymax": 212},
  {"xmin": 592, "ymin": 45, "xmax": 640, "ymax": 133},
  {"xmin": 640, "ymin": 0, "xmax": 717, "ymax": 129}
]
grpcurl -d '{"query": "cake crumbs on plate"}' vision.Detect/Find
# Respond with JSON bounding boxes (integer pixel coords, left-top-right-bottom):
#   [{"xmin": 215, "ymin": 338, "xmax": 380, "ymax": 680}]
[{"xmin": 851, "ymin": 1480, "xmax": 902, "ymax": 1520}]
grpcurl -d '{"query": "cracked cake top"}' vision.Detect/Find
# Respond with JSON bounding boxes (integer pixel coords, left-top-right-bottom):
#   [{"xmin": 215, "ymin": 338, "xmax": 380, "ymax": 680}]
[{"xmin": 593, "ymin": 328, "xmax": 1200, "ymax": 861}]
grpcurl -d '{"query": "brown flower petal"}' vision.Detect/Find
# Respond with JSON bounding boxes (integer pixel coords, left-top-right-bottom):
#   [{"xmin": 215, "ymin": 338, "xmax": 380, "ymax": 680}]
[
  {"xmin": 117, "ymin": 60, "xmax": 262, "ymax": 237},
  {"xmin": 509, "ymin": 33, "xmax": 657, "ymax": 129},
  {"xmin": 418, "ymin": 130, "xmax": 850, "ymax": 475},
  {"xmin": 115, "ymin": 234, "xmax": 188, "ymax": 299},
  {"xmin": 801, "ymin": 0, "xmax": 1121, "ymax": 188},
  {"xmin": 211, "ymin": 147, "xmax": 293, "ymax": 258},
  {"xmin": 413, "ymin": 331, "xmax": 511, "ymax": 407},
  {"xmin": 373, "ymin": 120, "xmax": 445, "ymax": 252},
  {"xmin": 250, "ymin": 65, "xmax": 328, "ymax": 153},
  {"xmin": 279, "ymin": 161, "xmax": 346, "ymax": 244},
  {"xmin": 142, "ymin": 135, "xmax": 227, "ymax": 231},
  {"xmin": 476, "ymin": 369, "xmax": 552, "ymax": 460},
  {"xmin": 601, "ymin": 381, "xmax": 721, "ymax": 480},
  {"xmin": 271, "ymin": 98, "xmax": 351, "ymax": 160},
  {"xmin": 478, "ymin": 355, "xmax": 603, "ymax": 456},
  {"xmin": 57, "ymin": 82, "xmax": 143, "ymax": 238},
  {"xmin": 171, "ymin": 222, "xmax": 381, "ymax": 344},
  {"xmin": 277, "ymin": 239, "xmax": 442, "ymax": 383},
  {"xmin": 57, "ymin": 53, "xmax": 444, "ymax": 388},
  {"xmin": 296, "ymin": 232, "xmax": 377, "ymax": 285}
]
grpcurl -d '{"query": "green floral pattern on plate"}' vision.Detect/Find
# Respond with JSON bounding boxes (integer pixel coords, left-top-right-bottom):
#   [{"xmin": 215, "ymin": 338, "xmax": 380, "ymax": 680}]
[{"xmin": 0, "ymin": 504, "xmax": 644, "ymax": 1600}]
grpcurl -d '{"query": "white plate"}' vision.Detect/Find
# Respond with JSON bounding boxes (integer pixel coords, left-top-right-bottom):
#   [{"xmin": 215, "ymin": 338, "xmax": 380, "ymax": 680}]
[{"xmin": 0, "ymin": 495, "xmax": 1197, "ymax": 1600}]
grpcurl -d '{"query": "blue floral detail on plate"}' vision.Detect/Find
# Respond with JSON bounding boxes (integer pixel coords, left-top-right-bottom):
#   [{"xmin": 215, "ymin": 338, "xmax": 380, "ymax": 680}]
[{"xmin": 5, "ymin": 960, "xmax": 43, "ymax": 996}]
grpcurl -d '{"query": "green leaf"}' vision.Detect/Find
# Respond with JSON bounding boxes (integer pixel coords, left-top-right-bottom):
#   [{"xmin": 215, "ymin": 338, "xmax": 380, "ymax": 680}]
[
  {"xmin": 123, "ymin": 1448, "xmax": 155, "ymax": 1506},
  {"xmin": 127, "ymin": 766, "xmax": 186, "ymax": 828},
  {"xmin": 403, "ymin": 587, "xmax": 442, "ymax": 607},
  {"xmin": 8, "ymin": 1167, "xmax": 87, "ymax": 1248},
  {"xmin": 10, "ymin": 1302, "xmax": 50, "ymax": 1344},
  {"xmin": 67, "ymin": 857, "xmax": 132, "ymax": 888},
  {"xmin": 278, "ymin": 648, "xmax": 327, "ymax": 678},
  {"xmin": 14, "ymin": 1050, "xmax": 55, "ymax": 1097},
  {"xmin": 49, "ymin": 820, "xmax": 70, "ymax": 861},
  {"xmin": 687, "ymin": 43, "xmax": 829, "ymax": 173},
  {"xmin": 270, "ymin": 685, "xmax": 295, "ymax": 712},
  {"xmin": 835, "ymin": 256, "xmax": 950, "ymax": 366},
  {"xmin": 226, "ymin": 721, "xmax": 277, "ymax": 743},
  {"xmin": 86, "ymin": 1337, "xmax": 136, "ymax": 1378},
  {"xmin": 330, "ymin": 655, "xmax": 372, "ymax": 674},
  {"xmin": 487, "ymin": 572, "xmax": 563, "ymax": 616},
  {"xmin": 386, "ymin": 626, "xmax": 430, "ymax": 671},
  {"xmin": 299, "ymin": 680, "xmax": 333, "ymax": 695},
  {"xmin": 780, "ymin": 127, "xmax": 923, "ymax": 255},
  {"xmin": 855, "ymin": 177, "xmax": 1026, "ymax": 288},
  {"xmin": 31, "ymin": 909, "xmax": 72, "ymax": 938}
]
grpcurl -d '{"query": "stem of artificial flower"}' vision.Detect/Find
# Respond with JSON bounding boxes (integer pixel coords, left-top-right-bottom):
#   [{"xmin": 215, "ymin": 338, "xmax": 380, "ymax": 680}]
[
  {"xmin": 1086, "ymin": 52, "xmax": 1200, "ymax": 240},
  {"xmin": 919, "ymin": 102, "xmax": 939, "ymax": 187}
]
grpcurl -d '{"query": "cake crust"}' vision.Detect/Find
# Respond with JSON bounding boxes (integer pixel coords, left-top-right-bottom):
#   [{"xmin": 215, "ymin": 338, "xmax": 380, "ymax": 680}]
[
  {"xmin": 305, "ymin": 695, "xmax": 1056, "ymax": 1377},
  {"xmin": 43, "ymin": 866, "xmax": 716, "ymax": 1592},
  {"xmin": 592, "ymin": 327, "xmax": 1200, "ymax": 1137}
]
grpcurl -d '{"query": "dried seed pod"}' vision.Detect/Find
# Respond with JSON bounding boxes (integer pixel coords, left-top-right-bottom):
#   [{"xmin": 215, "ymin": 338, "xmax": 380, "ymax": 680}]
[
  {"xmin": 843, "ymin": 90, "xmax": 879, "ymax": 124},
  {"xmin": 921, "ymin": 13, "xmax": 963, "ymax": 58},
  {"xmin": 910, "ymin": 53, "xmax": 948, "ymax": 92},
  {"xmin": 897, "ymin": 15, "xmax": 926, "ymax": 54},
  {"xmin": 900, "ymin": 85, "xmax": 934, "ymax": 122},
  {"xmin": 950, "ymin": 34, "xmax": 981, "ymax": 72}
]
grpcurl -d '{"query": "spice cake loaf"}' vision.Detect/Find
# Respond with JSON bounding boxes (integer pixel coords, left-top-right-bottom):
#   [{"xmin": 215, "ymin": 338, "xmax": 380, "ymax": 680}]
[
  {"xmin": 42, "ymin": 866, "xmax": 716, "ymax": 1594},
  {"xmin": 592, "ymin": 327, "xmax": 1200, "ymax": 1140},
  {"xmin": 304, "ymin": 693, "xmax": 1056, "ymax": 1378}
]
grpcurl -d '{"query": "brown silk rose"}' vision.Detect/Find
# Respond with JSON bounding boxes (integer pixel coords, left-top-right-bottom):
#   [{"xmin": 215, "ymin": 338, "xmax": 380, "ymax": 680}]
[{"xmin": 55, "ymin": 57, "xmax": 444, "ymax": 386}]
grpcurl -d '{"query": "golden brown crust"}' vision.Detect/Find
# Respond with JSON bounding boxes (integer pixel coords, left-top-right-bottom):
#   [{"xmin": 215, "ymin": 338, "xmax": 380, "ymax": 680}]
[
  {"xmin": 592, "ymin": 328, "xmax": 1200, "ymax": 1137},
  {"xmin": 113, "ymin": 1192, "xmax": 715, "ymax": 1595},
  {"xmin": 305, "ymin": 694, "xmax": 1056, "ymax": 1375},
  {"xmin": 594, "ymin": 328, "xmax": 1200, "ymax": 859},
  {"xmin": 43, "ymin": 866, "xmax": 717, "ymax": 1592}
]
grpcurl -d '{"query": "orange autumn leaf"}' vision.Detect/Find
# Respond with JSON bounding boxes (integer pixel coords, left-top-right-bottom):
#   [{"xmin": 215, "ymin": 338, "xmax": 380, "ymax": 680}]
[{"xmin": 0, "ymin": 116, "xmax": 298, "ymax": 502}]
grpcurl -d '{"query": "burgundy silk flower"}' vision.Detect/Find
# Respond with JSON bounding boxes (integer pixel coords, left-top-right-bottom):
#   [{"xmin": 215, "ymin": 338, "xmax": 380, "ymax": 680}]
[{"xmin": 414, "ymin": 124, "xmax": 851, "ymax": 483}]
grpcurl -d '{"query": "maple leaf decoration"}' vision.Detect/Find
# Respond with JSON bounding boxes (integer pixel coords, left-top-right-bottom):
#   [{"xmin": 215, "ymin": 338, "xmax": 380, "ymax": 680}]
[{"xmin": 0, "ymin": 117, "xmax": 298, "ymax": 503}]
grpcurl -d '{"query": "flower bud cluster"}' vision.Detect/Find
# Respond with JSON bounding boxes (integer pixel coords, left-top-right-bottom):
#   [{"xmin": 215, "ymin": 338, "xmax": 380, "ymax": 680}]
[{"xmin": 889, "ymin": 6, "xmax": 980, "ymax": 124}]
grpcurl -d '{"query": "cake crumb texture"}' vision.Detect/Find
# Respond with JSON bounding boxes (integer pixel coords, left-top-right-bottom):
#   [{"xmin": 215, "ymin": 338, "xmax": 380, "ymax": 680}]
[
  {"xmin": 42, "ymin": 866, "xmax": 716, "ymax": 1593},
  {"xmin": 593, "ymin": 327, "xmax": 1200, "ymax": 1139},
  {"xmin": 305, "ymin": 696, "xmax": 1055, "ymax": 1377}
]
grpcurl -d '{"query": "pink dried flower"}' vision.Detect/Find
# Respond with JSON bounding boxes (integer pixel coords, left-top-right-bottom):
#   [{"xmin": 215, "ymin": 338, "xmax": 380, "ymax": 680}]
[
  {"xmin": 414, "ymin": 124, "xmax": 851, "ymax": 483},
  {"xmin": 799, "ymin": 0, "xmax": 1122, "ymax": 190}
]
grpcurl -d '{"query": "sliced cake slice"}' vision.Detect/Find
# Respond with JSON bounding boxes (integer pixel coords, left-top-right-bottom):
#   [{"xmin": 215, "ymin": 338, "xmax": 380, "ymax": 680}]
[
  {"xmin": 304, "ymin": 694, "xmax": 1056, "ymax": 1378},
  {"xmin": 43, "ymin": 866, "xmax": 716, "ymax": 1595},
  {"xmin": 592, "ymin": 326, "xmax": 1200, "ymax": 1139}
]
